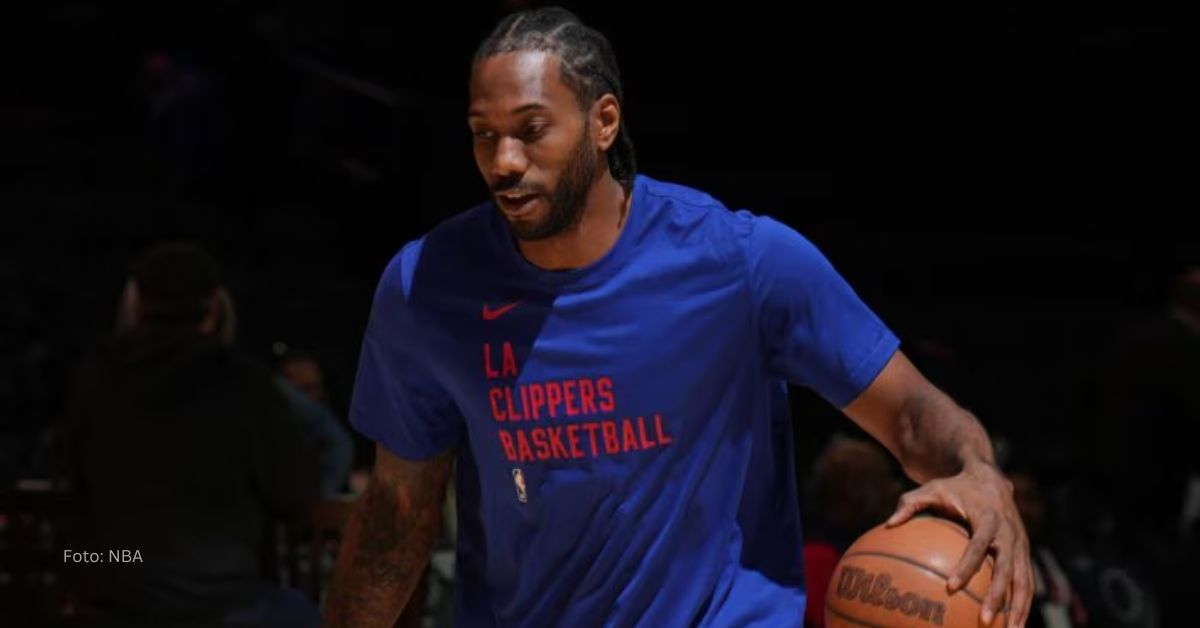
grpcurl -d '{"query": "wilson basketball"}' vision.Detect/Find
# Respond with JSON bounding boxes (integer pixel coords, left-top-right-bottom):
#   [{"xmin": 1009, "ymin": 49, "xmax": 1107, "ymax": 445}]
[{"xmin": 825, "ymin": 515, "xmax": 1007, "ymax": 627}]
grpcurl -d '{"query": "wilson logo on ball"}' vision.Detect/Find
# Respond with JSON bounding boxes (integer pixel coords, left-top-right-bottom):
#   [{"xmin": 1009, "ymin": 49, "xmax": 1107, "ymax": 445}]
[{"xmin": 834, "ymin": 566, "xmax": 946, "ymax": 625}]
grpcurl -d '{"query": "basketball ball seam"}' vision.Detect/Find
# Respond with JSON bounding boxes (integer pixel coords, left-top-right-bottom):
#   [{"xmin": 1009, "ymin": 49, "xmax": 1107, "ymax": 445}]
[
  {"xmin": 826, "ymin": 603, "xmax": 892, "ymax": 628},
  {"xmin": 908, "ymin": 517, "xmax": 1002, "ymax": 589}
]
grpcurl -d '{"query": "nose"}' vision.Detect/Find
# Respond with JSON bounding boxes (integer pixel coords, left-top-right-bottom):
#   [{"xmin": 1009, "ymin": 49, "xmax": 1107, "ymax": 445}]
[{"xmin": 490, "ymin": 137, "xmax": 529, "ymax": 183}]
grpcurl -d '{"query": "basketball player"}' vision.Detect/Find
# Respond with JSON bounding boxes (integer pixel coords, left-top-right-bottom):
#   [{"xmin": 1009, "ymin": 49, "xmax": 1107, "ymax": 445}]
[{"xmin": 323, "ymin": 7, "xmax": 1032, "ymax": 627}]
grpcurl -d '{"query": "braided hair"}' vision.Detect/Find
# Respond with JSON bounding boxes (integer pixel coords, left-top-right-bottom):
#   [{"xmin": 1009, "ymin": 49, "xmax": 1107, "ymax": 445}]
[{"xmin": 474, "ymin": 7, "xmax": 637, "ymax": 189}]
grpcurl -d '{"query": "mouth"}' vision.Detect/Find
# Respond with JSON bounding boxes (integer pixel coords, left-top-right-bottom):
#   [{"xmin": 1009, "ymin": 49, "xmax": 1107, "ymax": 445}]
[{"xmin": 496, "ymin": 192, "xmax": 543, "ymax": 218}]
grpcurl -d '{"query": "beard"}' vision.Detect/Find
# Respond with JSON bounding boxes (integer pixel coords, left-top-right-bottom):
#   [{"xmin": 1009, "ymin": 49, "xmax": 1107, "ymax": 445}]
[{"xmin": 498, "ymin": 124, "xmax": 601, "ymax": 242}]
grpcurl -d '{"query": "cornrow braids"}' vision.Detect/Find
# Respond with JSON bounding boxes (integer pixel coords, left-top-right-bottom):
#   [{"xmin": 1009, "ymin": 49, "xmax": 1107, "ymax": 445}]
[{"xmin": 474, "ymin": 7, "xmax": 636, "ymax": 189}]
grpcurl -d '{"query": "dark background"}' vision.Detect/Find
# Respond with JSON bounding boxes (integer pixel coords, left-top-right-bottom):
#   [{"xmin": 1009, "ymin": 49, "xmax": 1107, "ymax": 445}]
[
  {"xmin": 4, "ymin": 0, "xmax": 1194, "ymax": 470},
  {"xmin": 1, "ymin": 0, "xmax": 1196, "ymax": 622}
]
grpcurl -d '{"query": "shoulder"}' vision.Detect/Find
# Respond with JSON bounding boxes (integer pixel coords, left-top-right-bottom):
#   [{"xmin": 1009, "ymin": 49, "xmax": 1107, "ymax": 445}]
[
  {"xmin": 376, "ymin": 202, "xmax": 495, "ymax": 300},
  {"xmin": 636, "ymin": 175, "xmax": 758, "ymax": 253}
]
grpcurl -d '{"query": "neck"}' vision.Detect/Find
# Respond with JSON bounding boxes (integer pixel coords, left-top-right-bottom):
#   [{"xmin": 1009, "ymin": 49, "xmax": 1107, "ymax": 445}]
[{"xmin": 517, "ymin": 171, "xmax": 631, "ymax": 271}]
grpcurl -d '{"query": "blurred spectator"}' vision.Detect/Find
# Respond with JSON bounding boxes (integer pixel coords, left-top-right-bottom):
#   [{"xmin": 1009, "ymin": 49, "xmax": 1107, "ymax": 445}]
[
  {"xmin": 273, "ymin": 349, "xmax": 361, "ymax": 495},
  {"xmin": 802, "ymin": 436, "xmax": 905, "ymax": 628},
  {"xmin": 1089, "ymin": 266, "xmax": 1199, "ymax": 626},
  {"xmin": 1040, "ymin": 475, "xmax": 1163, "ymax": 628},
  {"xmin": 272, "ymin": 379, "xmax": 353, "ymax": 497},
  {"xmin": 276, "ymin": 350, "xmax": 328, "ymax": 406},
  {"xmin": 1007, "ymin": 461, "xmax": 1090, "ymax": 628},
  {"xmin": 1093, "ymin": 266, "xmax": 1200, "ymax": 544},
  {"xmin": 68, "ymin": 243, "xmax": 321, "ymax": 628},
  {"xmin": 189, "ymin": 294, "xmax": 351, "ymax": 497}
]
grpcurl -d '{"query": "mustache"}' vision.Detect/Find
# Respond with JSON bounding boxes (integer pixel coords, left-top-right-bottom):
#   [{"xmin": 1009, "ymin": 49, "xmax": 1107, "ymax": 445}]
[{"xmin": 493, "ymin": 179, "xmax": 545, "ymax": 196}]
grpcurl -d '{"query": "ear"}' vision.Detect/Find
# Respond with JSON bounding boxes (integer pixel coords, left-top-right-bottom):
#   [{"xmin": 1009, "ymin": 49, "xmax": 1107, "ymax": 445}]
[{"xmin": 591, "ymin": 93, "xmax": 622, "ymax": 152}]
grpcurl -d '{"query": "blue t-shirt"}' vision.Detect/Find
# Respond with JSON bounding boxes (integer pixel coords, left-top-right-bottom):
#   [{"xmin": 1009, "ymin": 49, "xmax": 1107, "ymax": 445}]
[{"xmin": 350, "ymin": 175, "xmax": 900, "ymax": 627}]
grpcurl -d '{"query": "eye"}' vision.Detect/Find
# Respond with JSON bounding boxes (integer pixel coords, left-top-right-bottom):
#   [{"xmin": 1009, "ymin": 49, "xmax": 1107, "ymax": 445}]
[
  {"xmin": 523, "ymin": 123, "xmax": 549, "ymax": 141},
  {"xmin": 472, "ymin": 129, "xmax": 497, "ymax": 142}
]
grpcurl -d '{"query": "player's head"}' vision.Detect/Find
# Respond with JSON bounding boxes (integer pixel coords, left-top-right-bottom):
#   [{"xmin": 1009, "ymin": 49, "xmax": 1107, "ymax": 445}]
[{"xmin": 469, "ymin": 7, "xmax": 636, "ymax": 241}]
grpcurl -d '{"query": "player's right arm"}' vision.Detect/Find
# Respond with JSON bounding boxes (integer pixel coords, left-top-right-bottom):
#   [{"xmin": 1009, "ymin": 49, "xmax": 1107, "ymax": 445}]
[{"xmin": 322, "ymin": 444, "xmax": 454, "ymax": 628}]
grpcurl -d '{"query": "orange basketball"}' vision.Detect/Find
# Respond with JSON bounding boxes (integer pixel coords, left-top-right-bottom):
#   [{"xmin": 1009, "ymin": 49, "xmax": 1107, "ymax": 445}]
[{"xmin": 825, "ymin": 515, "xmax": 1007, "ymax": 627}]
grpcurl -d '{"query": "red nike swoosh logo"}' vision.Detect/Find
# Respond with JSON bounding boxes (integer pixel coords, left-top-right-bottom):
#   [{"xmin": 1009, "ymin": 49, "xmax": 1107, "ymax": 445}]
[{"xmin": 482, "ymin": 301, "xmax": 523, "ymax": 321}]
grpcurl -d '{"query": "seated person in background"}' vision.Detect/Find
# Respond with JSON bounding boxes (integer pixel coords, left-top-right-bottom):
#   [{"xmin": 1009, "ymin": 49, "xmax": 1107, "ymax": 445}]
[
  {"xmin": 1007, "ymin": 463, "xmax": 1089, "ymax": 628},
  {"xmin": 69, "ymin": 242, "xmax": 321, "ymax": 628},
  {"xmin": 273, "ymin": 377, "xmax": 353, "ymax": 497},
  {"xmin": 273, "ymin": 349, "xmax": 358, "ymax": 495},
  {"xmin": 275, "ymin": 350, "xmax": 329, "ymax": 407},
  {"xmin": 802, "ymin": 436, "xmax": 904, "ymax": 628}
]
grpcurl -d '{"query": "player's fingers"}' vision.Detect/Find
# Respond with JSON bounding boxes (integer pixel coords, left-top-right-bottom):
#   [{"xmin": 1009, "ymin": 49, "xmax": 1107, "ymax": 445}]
[
  {"xmin": 885, "ymin": 486, "xmax": 936, "ymax": 527},
  {"xmin": 1008, "ymin": 537, "xmax": 1034, "ymax": 628},
  {"xmin": 948, "ymin": 511, "xmax": 997, "ymax": 592},
  {"xmin": 981, "ymin": 527, "xmax": 1015, "ymax": 626}
]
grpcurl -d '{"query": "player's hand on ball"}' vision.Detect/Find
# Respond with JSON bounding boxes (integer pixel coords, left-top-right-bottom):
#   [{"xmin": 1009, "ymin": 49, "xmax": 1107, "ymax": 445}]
[{"xmin": 884, "ymin": 460, "xmax": 1033, "ymax": 628}]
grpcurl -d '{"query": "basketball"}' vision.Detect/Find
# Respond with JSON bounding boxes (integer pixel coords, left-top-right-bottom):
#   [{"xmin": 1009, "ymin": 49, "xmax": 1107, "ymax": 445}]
[{"xmin": 825, "ymin": 515, "xmax": 1007, "ymax": 627}]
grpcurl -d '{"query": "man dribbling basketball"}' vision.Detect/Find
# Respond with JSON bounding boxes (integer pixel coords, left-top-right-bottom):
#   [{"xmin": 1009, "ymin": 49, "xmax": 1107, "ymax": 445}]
[{"xmin": 322, "ymin": 7, "xmax": 1033, "ymax": 627}]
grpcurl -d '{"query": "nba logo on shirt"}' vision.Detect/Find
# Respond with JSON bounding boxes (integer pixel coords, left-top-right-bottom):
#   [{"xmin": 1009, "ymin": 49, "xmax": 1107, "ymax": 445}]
[{"xmin": 512, "ymin": 468, "xmax": 527, "ymax": 503}]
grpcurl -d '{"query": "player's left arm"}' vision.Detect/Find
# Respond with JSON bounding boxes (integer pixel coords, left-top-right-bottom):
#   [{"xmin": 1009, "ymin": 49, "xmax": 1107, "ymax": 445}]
[{"xmin": 842, "ymin": 350, "xmax": 1033, "ymax": 628}]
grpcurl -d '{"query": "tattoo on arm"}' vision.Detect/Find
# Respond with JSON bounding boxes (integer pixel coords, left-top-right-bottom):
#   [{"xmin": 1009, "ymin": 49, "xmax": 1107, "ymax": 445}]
[{"xmin": 323, "ymin": 448, "xmax": 454, "ymax": 628}]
